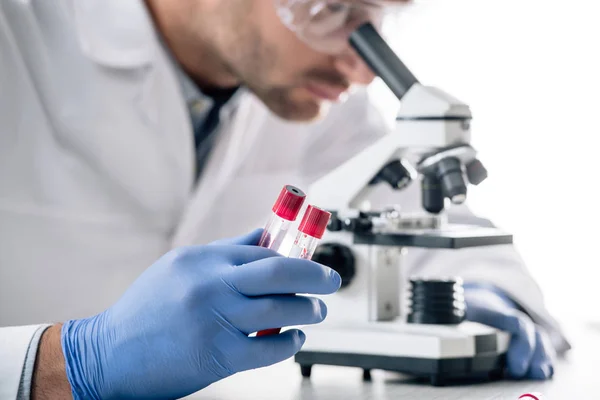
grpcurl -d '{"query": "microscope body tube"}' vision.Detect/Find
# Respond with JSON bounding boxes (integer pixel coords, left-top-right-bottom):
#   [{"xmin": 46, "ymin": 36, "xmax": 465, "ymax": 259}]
[{"xmin": 349, "ymin": 23, "xmax": 419, "ymax": 101}]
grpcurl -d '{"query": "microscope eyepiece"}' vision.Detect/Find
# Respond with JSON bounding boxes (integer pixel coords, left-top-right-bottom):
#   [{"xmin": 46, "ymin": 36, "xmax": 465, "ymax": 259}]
[{"xmin": 349, "ymin": 23, "xmax": 418, "ymax": 101}]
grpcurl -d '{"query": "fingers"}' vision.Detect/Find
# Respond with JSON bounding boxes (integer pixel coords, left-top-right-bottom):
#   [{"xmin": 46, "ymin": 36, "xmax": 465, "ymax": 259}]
[
  {"xmin": 224, "ymin": 257, "xmax": 342, "ymax": 296},
  {"xmin": 208, "ymin": 229, "xmax": 264, "ymax": 246},
  {"xmin": 463, "ymin": 287, "xmax": 553, "ymax": 380},
  {"xmin": 468, "ymin": 305, "xmax": 536, "ymax": 378},
  {"xmin": 242, "ymin": 329, "xmax": 307, "ymax": 370},
  {"xmin": 230, "ymin": 295, "xmax": 327, "ymax": 335},
  {"xmin": 526, "ymin": 329, "xmax": 556, "ymax": 380},
  {"xmin": 468, "ymin": 305, "xmax": 537, "ymax": 378},
  {"xmin": 503, "ymin": 310, "xmax": 537, "ymax": 378}
]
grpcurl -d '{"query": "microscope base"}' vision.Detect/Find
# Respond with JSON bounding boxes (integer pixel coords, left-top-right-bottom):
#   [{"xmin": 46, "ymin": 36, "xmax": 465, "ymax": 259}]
[{"xmin": 295, "ymin": 321, "xmax": 510, "ymax": 386}]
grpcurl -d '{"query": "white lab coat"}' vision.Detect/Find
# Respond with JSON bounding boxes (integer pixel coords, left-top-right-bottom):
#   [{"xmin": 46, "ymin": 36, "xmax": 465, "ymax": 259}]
[{"xmin": 0, "ymin": 0, "xmax": 567, "ymax": 397}]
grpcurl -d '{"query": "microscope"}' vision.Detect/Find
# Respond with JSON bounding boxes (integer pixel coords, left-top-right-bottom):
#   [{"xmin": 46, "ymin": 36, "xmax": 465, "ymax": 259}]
[{"xmin": 294, "ymin": 23, "xmax": 513, "ymax": 386}]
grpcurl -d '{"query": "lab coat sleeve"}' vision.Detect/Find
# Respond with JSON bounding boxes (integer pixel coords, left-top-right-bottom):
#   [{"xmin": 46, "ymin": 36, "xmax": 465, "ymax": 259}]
[
  {"xmin": 300, "ymin": 89, "xmax": 570, "ymax": 354},
  {"xmin": 0, "ymin": 324, "xmax": 51, "ymax": 399},
  {"xmin": 408, "ymin": 202, "xmax": 571, "ymax": 353},
  {"xmin": 0, "ymin": 10, "xmax": 52, "ymax": 396}
]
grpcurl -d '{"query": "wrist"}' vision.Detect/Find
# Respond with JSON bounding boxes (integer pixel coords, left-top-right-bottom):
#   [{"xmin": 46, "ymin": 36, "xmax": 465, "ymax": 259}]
[
  {"xmin": 464, "ymin": 282, "xmax": 518, "ymax": 310},
  {"xmin": 32, "ymin": 324, "xmax": 72, "ymax": 400}
]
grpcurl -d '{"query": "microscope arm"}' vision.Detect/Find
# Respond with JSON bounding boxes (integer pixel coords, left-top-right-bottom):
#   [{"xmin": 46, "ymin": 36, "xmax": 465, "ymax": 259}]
[
  {"xmin": 309, "ymin": 83, "xmax": 473, "ymax": 211},
  {"xmin": 296, "ymin": 26, "xmax": 518, "ymax": 387}
]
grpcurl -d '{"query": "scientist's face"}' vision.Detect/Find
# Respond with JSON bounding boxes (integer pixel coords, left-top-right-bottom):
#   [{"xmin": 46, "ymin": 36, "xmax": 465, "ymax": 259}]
[{"xmin": 193, "ymin": 0, "xmax": 408, "ymax": 121}]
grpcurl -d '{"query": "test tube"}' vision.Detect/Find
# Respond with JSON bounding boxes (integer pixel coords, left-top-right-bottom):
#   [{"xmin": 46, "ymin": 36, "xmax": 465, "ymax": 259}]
[
  {"xmin": 258, "ymin": 185, "xmax": 306, "ymax": 251},
  {"xmin": 256, "ymin": 205, "xmax": 331, "ymax": 337},
  {"xmin": 288, "ymin": 205, "xmax": 332, "ymax": 260},
  {"xmin": 255, "ymin": 185, "xmax": 304, "ymax": 338}
]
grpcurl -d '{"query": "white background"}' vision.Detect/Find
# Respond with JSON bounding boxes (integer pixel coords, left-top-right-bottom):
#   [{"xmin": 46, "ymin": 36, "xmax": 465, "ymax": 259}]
[{"xmin": 369, "ymin": 0, "xmax": 600, "ymax": 324}]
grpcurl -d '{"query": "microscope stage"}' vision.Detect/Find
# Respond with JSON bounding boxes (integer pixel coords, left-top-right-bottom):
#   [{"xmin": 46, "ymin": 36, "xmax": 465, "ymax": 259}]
[
  {"xmin": 295, "ymin": 321, "xmax": 510, "ymax": 385},
  {"xmin": 354, "ymin": 225, "xmax": 513, "ymax": 249}
]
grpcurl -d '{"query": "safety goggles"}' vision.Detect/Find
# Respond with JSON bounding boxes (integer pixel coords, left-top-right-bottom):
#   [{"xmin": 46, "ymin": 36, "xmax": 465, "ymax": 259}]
[{"xmin": 274, "ymin": 0, "xmax": 406, "ymax": 54}]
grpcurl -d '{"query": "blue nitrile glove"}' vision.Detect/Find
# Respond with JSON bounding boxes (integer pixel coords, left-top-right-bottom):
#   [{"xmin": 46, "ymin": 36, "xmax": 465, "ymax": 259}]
[
  {"xmin": 60, "ymin": 229, "xmax": 341, "ymax": 400},
  {"xmin": 464, "ymin": 283, "xmax": 556, "ymax": 380}
]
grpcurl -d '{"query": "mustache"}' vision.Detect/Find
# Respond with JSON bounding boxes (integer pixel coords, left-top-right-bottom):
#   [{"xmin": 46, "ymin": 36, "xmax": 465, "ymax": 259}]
[{"xmin": 304, "ymin": 69, "xmax": 350, "ymax": 88}]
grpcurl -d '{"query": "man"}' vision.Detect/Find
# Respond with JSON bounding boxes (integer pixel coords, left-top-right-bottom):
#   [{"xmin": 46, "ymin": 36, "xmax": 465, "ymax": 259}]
[{"xmin": 0, "ymin": 0, "xmax": 569, "ymax": 398}]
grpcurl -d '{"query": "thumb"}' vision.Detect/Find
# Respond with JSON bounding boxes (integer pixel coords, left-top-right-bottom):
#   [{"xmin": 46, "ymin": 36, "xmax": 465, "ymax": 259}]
[{"xmin": 209, "ymin": 229, "xmax": 264, "ymax": 246}]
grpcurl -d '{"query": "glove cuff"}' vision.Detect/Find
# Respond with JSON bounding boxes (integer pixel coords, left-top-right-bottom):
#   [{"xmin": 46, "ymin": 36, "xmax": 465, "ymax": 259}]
[{"xmin": 61, "ymin": 317, "xmax": 106, "ymax": 400}]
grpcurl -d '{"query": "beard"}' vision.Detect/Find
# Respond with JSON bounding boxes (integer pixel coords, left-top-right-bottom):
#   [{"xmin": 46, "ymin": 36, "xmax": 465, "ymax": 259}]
[
  {"xmin": 246, "ymin": 68, "xmax": 350, "ymax": 122},
  {"xmin": 252, "ymin": 86, "xmax": 324, "ymax": 122}
]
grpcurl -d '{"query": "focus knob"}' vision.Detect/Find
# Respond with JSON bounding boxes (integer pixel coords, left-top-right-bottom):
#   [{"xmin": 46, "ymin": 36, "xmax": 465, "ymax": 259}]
[{"xmin": 311, "ymin": 243, "xmax": 356, "ymax": 288}]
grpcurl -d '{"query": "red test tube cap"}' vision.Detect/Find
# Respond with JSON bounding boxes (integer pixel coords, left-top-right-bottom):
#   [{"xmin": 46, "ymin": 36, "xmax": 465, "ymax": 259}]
[
  {"xmin": 272, "ymin": 185, "xmax": 306, "ymax": 221},
  {"xmin": 298, "ymin": 205, "xmax": 331, "ymax": 239}
]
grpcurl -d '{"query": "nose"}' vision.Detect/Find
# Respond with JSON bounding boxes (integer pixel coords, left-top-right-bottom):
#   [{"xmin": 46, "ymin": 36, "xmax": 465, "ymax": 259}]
[{"xmin": 334, "ymin": 47, "xmax": 376, "ymax": 85}]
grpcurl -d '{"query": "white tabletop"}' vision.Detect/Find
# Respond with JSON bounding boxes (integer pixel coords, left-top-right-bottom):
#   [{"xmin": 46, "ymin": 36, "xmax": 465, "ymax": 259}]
[{"xmin": 188, "ymin": 324, "xmax": 597, "ymax": 400}]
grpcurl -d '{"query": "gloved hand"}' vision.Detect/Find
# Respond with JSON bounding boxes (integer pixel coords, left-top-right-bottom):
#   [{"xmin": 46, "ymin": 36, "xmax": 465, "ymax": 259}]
[
  {"xmin": 464, "ymin": 283, "xmax": 555, "ymax": 380},
  {"xmin": 60, "ymin": 229, "xmax": 341, "ymax": 400}
]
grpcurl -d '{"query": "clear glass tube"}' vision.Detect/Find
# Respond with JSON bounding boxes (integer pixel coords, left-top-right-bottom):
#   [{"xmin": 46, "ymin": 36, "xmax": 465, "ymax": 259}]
[
  {"xmin": 256, "ymin": 231, "xmax": 320, "ymax": 337},
  {"xmin": 288, "ymin": 232, "xmax": 320, "ymax": 260},
  {"xmin": 256, "ymin": 216, "xmax": 294, "ymax": 337},
  {"xmin": 256, "ymin": 185, "xmax": 305, "ymax": 337},
  {"xmin": 255, "ymin": 214, "xmax": 292, "ymax": 337},
  {"xmin": 258, "ymin": 213, "xmax": 292, "ymax": 252}
]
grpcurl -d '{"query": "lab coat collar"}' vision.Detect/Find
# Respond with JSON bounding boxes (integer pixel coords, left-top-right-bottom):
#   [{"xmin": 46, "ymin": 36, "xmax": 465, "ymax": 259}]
[
  {"xmin": 158, "ymin": 31, "xmax": 214, "ymax": 111},
  {"xmin": 73, "ymin": 0, "xmax": 247, "ymax": 115},
  {"xmin": 175, "ymin": 66, "xmax": 247, "ymax": 122},
  {"xmin": 72, "ymin": 0, "xmax": 157, "ymax": 69}
]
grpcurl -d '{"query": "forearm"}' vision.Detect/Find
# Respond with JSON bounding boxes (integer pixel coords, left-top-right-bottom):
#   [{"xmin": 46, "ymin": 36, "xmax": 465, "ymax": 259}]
[{"xmin": 31, "ymin": 324, "xmax": 72, "ymax": 400}]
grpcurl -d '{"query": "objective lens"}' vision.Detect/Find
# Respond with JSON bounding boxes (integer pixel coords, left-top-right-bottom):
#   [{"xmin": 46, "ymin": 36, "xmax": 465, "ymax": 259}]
[
  {"xmin": 421, "ymin": 175, "xmax": 444, "ymax": 214},
  {"xmin": 436, "ymin": 158, "xmax": 467, "ymax": 205}
]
